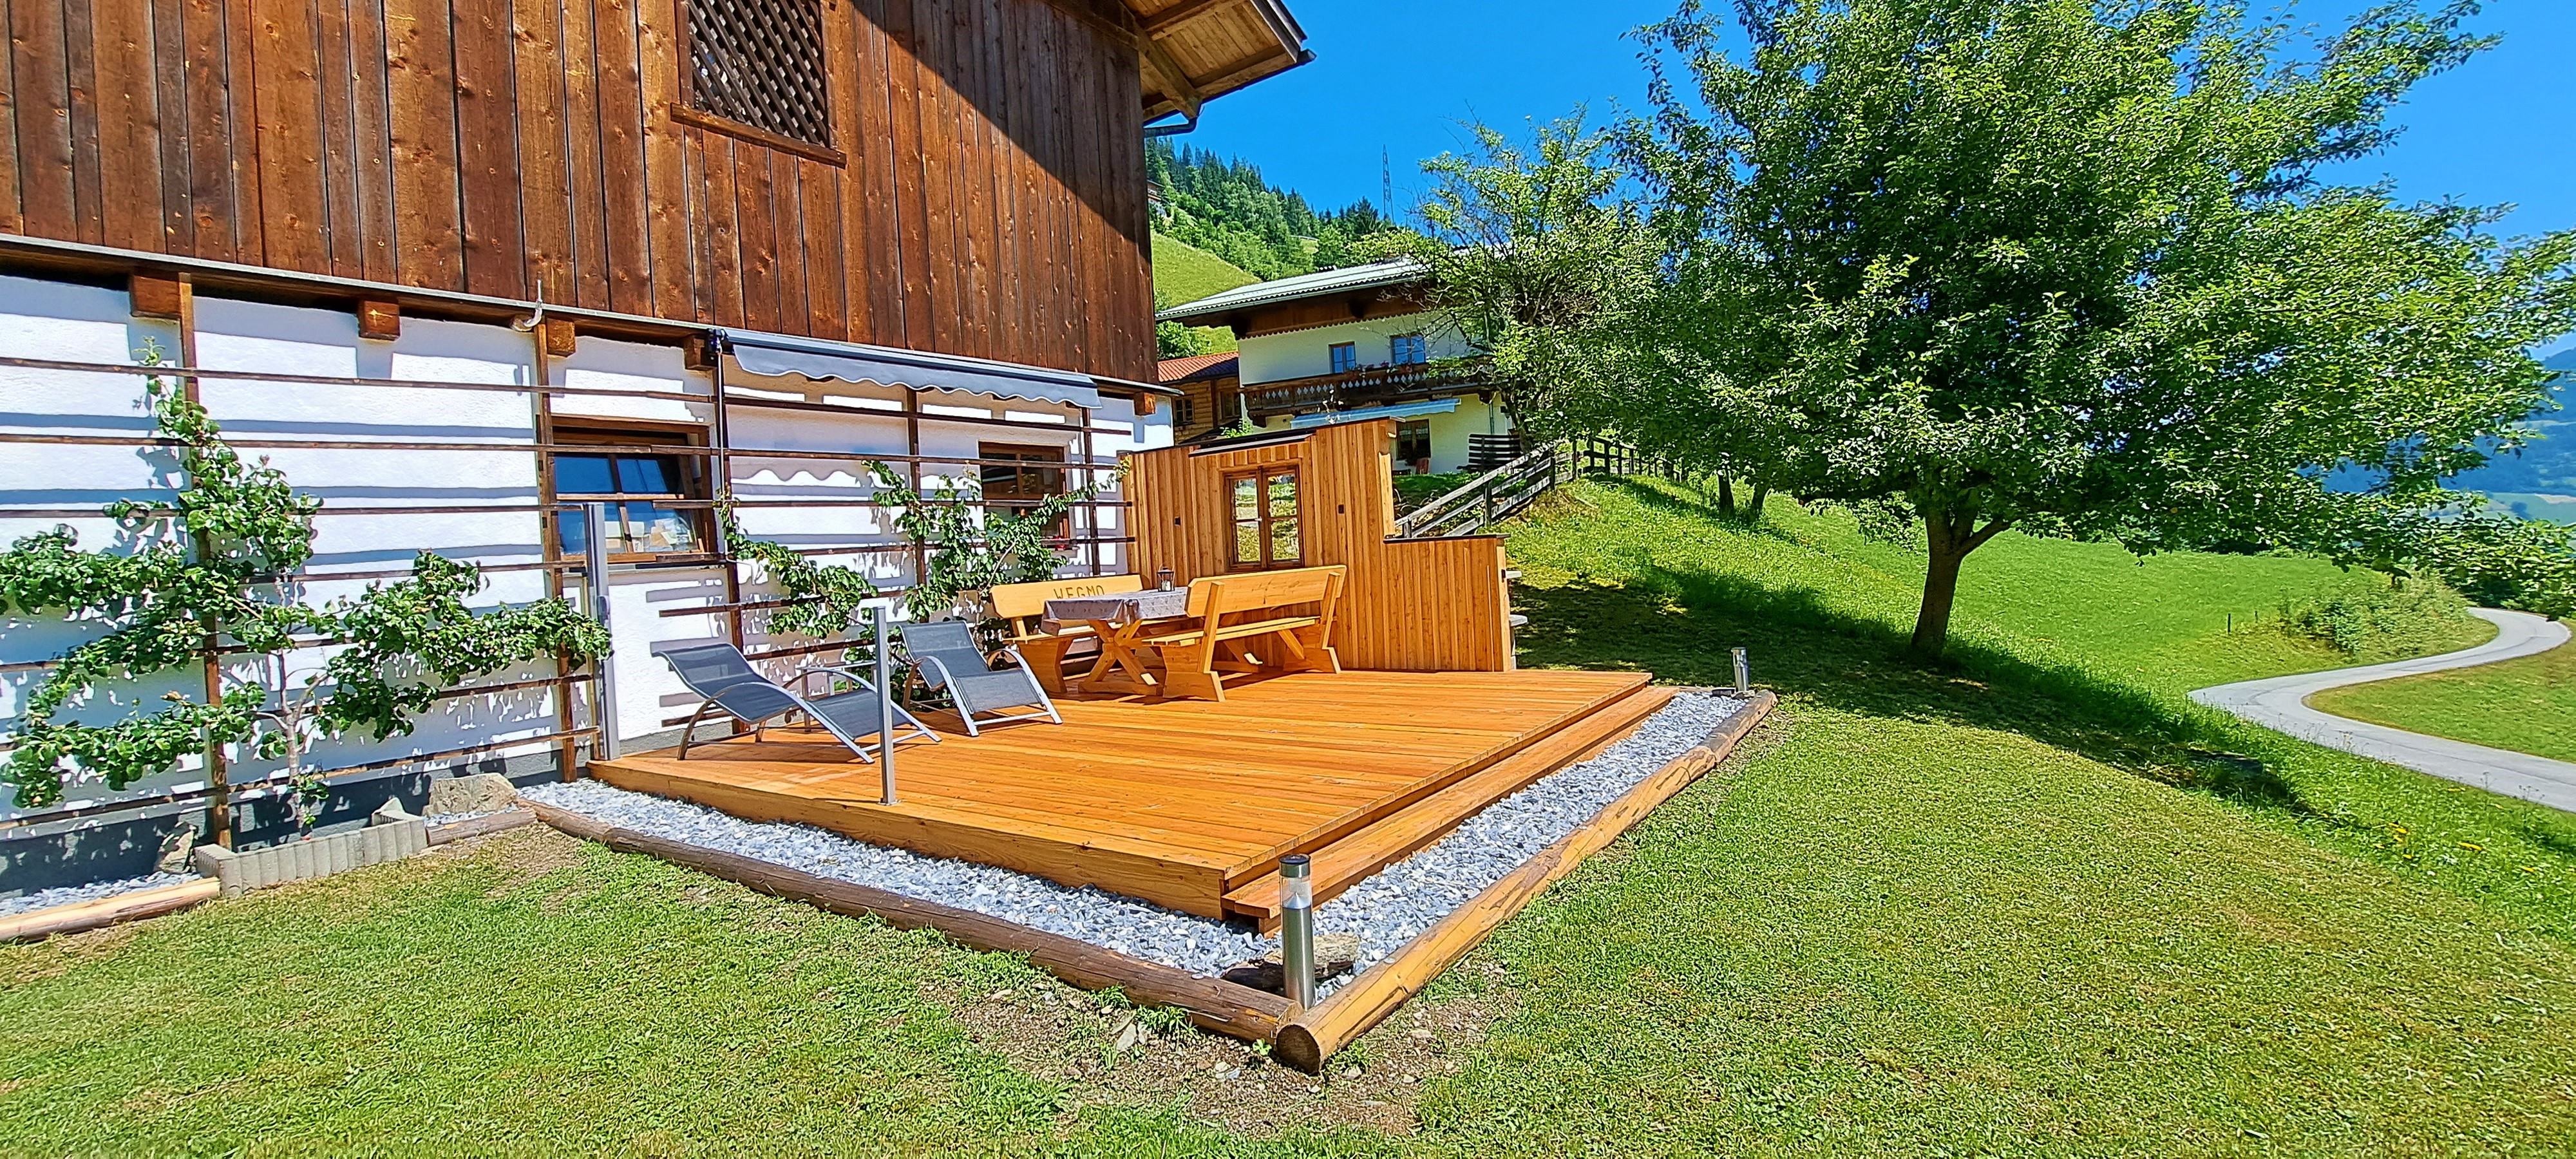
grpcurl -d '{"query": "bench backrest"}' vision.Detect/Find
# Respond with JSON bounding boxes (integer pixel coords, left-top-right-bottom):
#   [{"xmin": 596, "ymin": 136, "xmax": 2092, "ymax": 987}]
[
  {"xmin": 987, "ymin": 573, "xmax": 1146, "ymax": 636},
  {"xmin": 1186, "ymin": 565, "xmax": 1347, "ymax": 617}
]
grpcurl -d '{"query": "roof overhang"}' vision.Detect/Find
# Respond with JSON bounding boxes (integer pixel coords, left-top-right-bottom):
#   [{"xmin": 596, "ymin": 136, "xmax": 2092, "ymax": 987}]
[
  {"xmin": 1157, "ymin": 259, "xmax": 1428, "ymax": 325},
  {"xmin": 1287, "ymin": 398, "xmax": 1460, "ymax": 428},
  {"xmin": 1120, "ymin": 0, "xmax": 1312, "ymax": 127}
]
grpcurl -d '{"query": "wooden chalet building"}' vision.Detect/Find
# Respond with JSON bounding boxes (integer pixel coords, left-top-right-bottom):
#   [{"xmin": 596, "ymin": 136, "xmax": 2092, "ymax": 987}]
[
  {"xmin": 0, "ymin": 0, "xmax": 1309, "ymax": 872},
  {"xmin": 1157, "ymin": 259, "xmax": 1521, "ymax": 474}
]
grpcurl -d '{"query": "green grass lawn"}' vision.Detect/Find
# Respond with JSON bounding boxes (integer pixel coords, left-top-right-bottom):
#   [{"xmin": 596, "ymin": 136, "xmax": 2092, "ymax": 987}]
[
  {"xmin": 8, "ymin": 478, "xmax": 2576, "ymax": 1155},
  {"xmin": 2310, "ymin": 637, "xmax": 2576, "ymax": 764}
]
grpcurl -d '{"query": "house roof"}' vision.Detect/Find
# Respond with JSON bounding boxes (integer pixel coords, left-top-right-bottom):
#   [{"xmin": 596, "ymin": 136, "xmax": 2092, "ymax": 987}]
[
  {"xmin": 1125, "ymin": 0, "xmax": 1312, "ymax": 126},
  {"xmin": 1157, "ymin": 352, "xmax": 1239, "ymax": 383},
  {"xmin": 1154, "ymin": 259, "xmax": 1427, "ymax": 324}
]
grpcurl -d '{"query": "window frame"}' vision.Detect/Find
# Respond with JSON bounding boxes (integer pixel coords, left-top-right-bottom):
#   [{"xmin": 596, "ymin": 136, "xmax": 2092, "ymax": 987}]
[
  {"xmin": 1224, "ymin": 465, "xmax": 1304, "ymax": 572},
  {"xmin": 1327, "ymin": 342, "xmax": 1358, "ymax": 374},
  {"xmin": 1390, "ymin": 333, "xmax": 1428, "ymax": 365},
  {"xmin": 548, "ymin": 423, "xmax": 717, "ymax": 565},
  {"xmin": 674, "ymin": 0, "xmax": 846, "ymax": 166},
  {"xmin": 978, "ymin": 442, "xmax": 1071, "ymax": 538}
]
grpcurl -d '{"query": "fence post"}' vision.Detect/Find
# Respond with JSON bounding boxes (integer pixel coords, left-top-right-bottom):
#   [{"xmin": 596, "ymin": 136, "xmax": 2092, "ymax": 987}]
[
  {"xmin": 874, "ymin": 604, "xmax": 897, "ymax": 806},
  {"xmin": 584, "ymin": 502, "xmax": 621, "ymax": 762}
]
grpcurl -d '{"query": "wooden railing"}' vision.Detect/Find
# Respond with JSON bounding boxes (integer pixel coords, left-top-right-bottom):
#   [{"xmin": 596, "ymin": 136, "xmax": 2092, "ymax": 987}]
[
  {"xmin": 1392, "ymin": 436, "xmax": 1674, "ymax": 540},
  {"xmin": 1231, "ymin": 359, "xmax": 1496, "ymax": 419}
]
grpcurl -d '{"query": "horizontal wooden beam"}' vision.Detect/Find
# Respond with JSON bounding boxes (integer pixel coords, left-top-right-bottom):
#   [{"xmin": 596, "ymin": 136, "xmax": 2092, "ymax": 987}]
[{"xmin": 542, "ymin": 317, "xmax": 577, "ymax": 357}]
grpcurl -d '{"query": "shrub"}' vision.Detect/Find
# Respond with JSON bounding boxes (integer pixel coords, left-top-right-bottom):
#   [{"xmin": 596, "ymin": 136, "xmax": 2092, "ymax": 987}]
[{"xmin": 2275, "ymin": 575, "xmax": 2474, "ymax": 659}]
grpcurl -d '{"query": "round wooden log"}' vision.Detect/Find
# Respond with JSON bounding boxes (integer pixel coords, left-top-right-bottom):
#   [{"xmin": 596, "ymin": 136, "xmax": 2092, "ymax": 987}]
[
  {"xmin": 426, "ymin": 808, "xmax": 536, "ymax": 845},
  {"xmin": 1274, "ymin": 690, "xmax": 1777, "ymax": 1073},
  {"xmin": 533, "ymin": 801, "xmax": 1291, "ymax": 1042},
  {"xmin": 0, "ymin": 878, "xmax": 221, "ymax": 943}
]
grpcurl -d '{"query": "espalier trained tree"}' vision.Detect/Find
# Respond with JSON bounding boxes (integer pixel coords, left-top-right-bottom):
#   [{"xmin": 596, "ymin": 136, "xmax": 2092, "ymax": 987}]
[
  {"xmin": 0, "ymin": 350, "xmax": 611, "ymax": 823},
  {"xmin": 866, "ymin": 462, "xmax": 1116, "ymax": 624},
  {"xmin": 1397, "ymin": 0, "xmax": 2576, "ymax": 657}
]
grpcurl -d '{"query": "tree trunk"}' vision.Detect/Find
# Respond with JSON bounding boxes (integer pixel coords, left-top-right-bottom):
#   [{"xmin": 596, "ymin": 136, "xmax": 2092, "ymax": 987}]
[
  {"xmin": 1909, "ymin": 500, "xmax": 2007, "ymax": 660},
  {"xmin": 1748, "ymin": 482, "xmax": 1770, "ymax": 519},
  {"xmin": 1911, "ymin": 528, "xmax": 1967, "ymax": 659},
  {"xmin": 1716, "ymin": 475, "xmax": 1736, "ymax": 515}
]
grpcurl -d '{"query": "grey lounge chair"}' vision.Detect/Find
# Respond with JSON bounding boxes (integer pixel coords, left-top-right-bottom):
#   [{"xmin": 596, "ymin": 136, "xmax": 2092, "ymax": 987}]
[
  {"xmin": 661, "ymin": 643, "xmax": 940, "ymax": 760},
  {"xmin": 899, "ymin": 620, "xmax": 1062, "ymax": 737}
]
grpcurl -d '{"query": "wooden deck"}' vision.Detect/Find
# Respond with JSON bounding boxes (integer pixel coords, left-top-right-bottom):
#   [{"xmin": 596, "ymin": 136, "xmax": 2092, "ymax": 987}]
[{"xmin": 592, "ymin": 668, "xmax": 1656, "ymax": 919}]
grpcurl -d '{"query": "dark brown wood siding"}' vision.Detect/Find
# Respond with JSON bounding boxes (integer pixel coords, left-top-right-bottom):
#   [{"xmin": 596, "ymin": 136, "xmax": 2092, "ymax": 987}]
[{"xmin": 0, "ymin": 0, "xmax": 1155, "ymax": 381}]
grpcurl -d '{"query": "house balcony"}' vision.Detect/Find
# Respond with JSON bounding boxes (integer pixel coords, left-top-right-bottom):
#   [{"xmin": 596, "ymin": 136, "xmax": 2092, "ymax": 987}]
[{"xmin": 1229, "ymin": 359, "xmax": 1497, "ymax": 421}]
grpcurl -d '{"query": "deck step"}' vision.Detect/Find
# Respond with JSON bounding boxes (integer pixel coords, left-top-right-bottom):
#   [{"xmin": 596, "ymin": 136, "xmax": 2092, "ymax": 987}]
[{"xmin": 1223, "ymin": 683, "xmax": 1677, "ymax": 929}]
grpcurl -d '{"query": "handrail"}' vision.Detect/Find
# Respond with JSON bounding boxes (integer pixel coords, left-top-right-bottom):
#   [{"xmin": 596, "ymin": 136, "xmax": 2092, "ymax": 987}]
[{"xmin": 1391, "ymin": 435, "xmax": 1672, "ymax": 540}]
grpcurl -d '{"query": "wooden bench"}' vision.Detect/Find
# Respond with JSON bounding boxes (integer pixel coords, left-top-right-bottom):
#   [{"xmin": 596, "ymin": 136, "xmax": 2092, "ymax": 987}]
[
  {"xmin": 1138, "ymin": 565, "xmax": 1347, "ymax": 702},
  {"xmin": 986, "ymin": 573, "xmax": 1145, "ymax": 695}
]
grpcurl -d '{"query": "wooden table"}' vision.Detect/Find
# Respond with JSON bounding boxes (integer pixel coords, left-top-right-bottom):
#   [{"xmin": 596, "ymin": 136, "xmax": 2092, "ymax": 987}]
[{"xmin": 1045, "ymin": 588, "xmax": 1193, "ymax": 694}]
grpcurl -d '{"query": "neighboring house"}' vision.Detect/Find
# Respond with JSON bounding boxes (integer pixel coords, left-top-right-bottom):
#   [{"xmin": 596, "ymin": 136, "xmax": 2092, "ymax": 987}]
[
  {"xmin": 1157, "ymin": 351, "xmax": 1240, "ymax": 437},
  {"xmin": 0, "ymin": 0, "xmax": 1307, "ymax": 878},
  {"xmin": 1156, "ymin": 260, "xmax": 1517, "ymax": 475}
]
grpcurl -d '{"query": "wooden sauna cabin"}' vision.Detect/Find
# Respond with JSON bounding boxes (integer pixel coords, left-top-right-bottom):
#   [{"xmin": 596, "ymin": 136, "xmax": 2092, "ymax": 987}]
[{"xmin": 1124, "ymin": 418, "xmax": 1517, "ymax": 672}]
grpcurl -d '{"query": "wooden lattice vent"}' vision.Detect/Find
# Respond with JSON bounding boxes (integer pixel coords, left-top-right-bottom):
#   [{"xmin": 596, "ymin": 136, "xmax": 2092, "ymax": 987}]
[{"xmin": 687, "ymin": 0, "xmax": 832, "ymax": 149}]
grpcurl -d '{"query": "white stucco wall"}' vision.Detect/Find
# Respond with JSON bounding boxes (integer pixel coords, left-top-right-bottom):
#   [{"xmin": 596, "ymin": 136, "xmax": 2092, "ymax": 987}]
[
  {"xmin": 1233, "ymin": 312, "xmax": 1477, "ymax": 385},
  {"xmin": 0, "ymin": 269, "xmax": 1171, "ymax": 826}
]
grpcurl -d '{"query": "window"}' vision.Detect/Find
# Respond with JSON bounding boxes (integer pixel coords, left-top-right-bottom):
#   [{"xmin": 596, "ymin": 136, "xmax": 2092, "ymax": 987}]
[
  {"xmin": 1390, "ymin": 333, "xmax": 1427, "ymax": 365},
  {"xmin": 1393, "ymin": 419, "xmax": 1432, "ymax": 471},
  {"xmin": 552, "ymin": 429, "xmax": 710, "ymax": 560},
  {"xmin": 980, "ymin": 443, "xmax": 1068, "ymax": 534},
  {"xmin": 1328, "ymin": 342, "xmax": 1358, "ymax": 374},
  {"xmin": 1227, "ymin": 466, "xmax": 1302, "ymax": 570},
  {"xmin": 685, "ymin": 0, "xmax": 832, "ymax": 151}
]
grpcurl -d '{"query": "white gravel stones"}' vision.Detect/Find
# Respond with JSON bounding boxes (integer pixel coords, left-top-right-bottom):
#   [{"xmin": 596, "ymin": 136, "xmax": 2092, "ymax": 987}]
[
  {"xmin": 0, "ymin": 871, "xmax": 195, "ymax": 919},
  {"xmin": 1308, "ymin": 691, "xmax": 1745, "ymax": 996},
  {"xmin": 518, "ymin": 778, "xmax": 1268, "ymax": 976},
  {"xmin": 519, "ymin": 691, "xmax": 1748, "ymax": 983}
]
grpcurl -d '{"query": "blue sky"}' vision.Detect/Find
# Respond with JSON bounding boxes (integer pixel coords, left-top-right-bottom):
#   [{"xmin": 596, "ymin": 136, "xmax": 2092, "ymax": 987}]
[{"xmin": 1189, "ymin": 1, "xmax": 2576, "ymax": 247}]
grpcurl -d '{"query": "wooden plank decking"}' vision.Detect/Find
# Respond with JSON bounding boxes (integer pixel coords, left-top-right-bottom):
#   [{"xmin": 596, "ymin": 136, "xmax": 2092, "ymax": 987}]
[{"xmin": 592, "ymin": 669, "xmax": 1653, "ymax": 919}]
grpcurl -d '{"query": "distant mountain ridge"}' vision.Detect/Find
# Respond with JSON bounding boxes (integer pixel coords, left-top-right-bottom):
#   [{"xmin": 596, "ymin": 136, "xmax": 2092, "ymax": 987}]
[{"xmin": 2450, "ymin": 347, "xmax": 2575, "ymax": 496}]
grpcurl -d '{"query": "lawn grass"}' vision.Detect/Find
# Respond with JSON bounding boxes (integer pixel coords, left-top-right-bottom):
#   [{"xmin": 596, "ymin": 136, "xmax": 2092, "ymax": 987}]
[
  {"xmin": 1151, "ymin": 231, "xmax": 1258, "ymax": 308},
  {"xmin": 8, "ymin": 478, "xmax": 2576, "ymax": 1155},
  {"xmin": 2311, "ymin": 637, "xmax": 2576, "ymax": 764}
]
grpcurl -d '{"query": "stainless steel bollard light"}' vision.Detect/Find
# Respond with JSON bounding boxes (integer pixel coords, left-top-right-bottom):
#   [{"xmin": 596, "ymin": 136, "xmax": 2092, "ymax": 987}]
[
  {"xmin": 873, "ymin": 605, "xmax": 897, "ymax": 805},
  {"xmin": 584, "ymin": 502, "xmax": 621, "ymax": 761},
  {"xmin": 1731, "ymin": 646, "xmax": 1750, "ymax": 693},
  {"xmin": 1279, "ymin": 853, "xmax": 1317, "ymax": 1008}
]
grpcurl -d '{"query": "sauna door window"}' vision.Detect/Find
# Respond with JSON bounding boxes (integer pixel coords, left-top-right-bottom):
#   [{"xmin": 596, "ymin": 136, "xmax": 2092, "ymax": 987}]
[{"xmin": 1226, "ymin": 467, "xmax": 1302, "ymax": 570}]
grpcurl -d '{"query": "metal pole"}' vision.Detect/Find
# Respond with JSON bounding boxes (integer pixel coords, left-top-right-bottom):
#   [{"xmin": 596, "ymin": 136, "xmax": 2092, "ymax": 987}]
[
  {"xmin": 1279, "ymin": 853, "xmax": 1316, "ymax": 1008},
  {"xmin": 585, "ymin": 501, "xmax": 621, "ymax": 761},
  {"xmin": 1731, "ymin": 646, "xmax": 1750, "ymax": 694},
  {"xmin": 874, "ymin": 604, "xmax": 897, "ymax": 805}
]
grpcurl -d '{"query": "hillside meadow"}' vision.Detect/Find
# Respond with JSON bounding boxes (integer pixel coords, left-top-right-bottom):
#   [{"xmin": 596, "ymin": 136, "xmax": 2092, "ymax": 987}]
[{"xmin": 3, "ymin": 478, "xmax": 2571, "ymax": 1156}]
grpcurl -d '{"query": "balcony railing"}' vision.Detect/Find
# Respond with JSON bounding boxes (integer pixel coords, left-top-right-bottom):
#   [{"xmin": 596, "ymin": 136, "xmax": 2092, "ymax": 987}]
[{"xmin": 1227, "ymin": 359, "xmax": 1496, "ymax": 420}]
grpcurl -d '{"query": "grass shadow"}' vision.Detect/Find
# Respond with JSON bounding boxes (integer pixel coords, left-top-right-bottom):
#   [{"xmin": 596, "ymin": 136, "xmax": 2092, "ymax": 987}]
[{"xmin": 1512, "ymin": 484, "xmax": 2319, "ymax": 815}]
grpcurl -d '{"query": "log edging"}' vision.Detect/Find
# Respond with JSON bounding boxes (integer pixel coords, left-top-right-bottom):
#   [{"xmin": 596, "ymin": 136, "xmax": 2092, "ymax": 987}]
[
  {"xmin": 526, "ymin": 690, "xmax": 1777, "ymax": 1066},
  {"xmin": 0, "ymin": 808, "xmax": 542, "ymax": 944},
  {"xmin": 526, "ymin": 802, "xmax": 1294, "ymax": 1040},
  {"xmin": 1271, "ymin": 689, "xmax": 1777, "ymax": 1071}
]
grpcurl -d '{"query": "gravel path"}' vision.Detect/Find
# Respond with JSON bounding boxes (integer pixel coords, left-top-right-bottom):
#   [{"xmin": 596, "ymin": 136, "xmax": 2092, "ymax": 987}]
[
  {"xmin": 520, "ymin": 691, "xmax": 1750, "ymax": 983},
  {"xmin": 0, "ymin": 871, "xmax": 195, "ymax": 919}
]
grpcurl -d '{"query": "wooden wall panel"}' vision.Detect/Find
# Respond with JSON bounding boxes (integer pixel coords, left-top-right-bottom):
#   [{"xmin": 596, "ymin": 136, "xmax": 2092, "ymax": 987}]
[
  {"xmin": 1126, "ymin": 422, "xmax": 1518, "ymax": 674},
  {"xmin": 0, "ymin": 0, "xmax": 1156, "ymax": 379}
]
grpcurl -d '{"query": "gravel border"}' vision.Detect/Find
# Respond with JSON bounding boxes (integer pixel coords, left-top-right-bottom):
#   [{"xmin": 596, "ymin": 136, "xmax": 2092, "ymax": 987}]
[
  {"xmin": 519, "ymin": 691, "xmax": 1748, "ymax": 983},
  {"xmin": 0, "ymin": 871, "xmax": 197, "ymax": 919}
]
